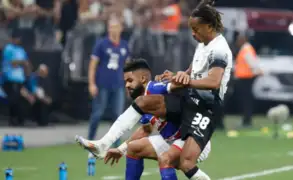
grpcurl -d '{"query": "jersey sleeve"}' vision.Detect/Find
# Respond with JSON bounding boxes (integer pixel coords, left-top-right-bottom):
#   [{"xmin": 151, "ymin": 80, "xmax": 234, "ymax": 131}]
[
  {"xmin": 208, "ymin": 49, "xmax": 228, "ymax": 69},
  {"xmin": 91, "ymin": 39, "xmax": 103, "ymax": 61},
  {"xmin": 139, "ymin": 114, "xmax": 157, "ymax": 125},
  {"xmin": 146, "ymin": 81, "xmax": 170, "ymax": 95}
]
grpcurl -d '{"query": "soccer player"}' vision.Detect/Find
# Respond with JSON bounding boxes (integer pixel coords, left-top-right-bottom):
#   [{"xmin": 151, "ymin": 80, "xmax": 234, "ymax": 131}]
[
  {"xmin": 76, "ymin": 0, "xmax": 232, "ymax": 179},
  {"xmin": 102, "ymin": 59, "xmax": 211, "ymax": 180}
]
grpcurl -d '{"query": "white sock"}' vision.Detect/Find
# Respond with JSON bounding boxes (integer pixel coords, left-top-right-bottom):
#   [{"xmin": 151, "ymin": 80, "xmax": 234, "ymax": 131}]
[
  {"xmin": 190, "ymin": 169, "xmax": 211, "ymax": 180},
  {"xmin": 98, "ymin": 105, "xmax": 142, "ymax": 150}
]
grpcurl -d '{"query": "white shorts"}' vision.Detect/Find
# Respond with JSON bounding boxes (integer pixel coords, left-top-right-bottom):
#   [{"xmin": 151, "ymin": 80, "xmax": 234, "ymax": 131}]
[{"xmin": 148, "ymin": 135, "xmax": 211, "ymax": 163}]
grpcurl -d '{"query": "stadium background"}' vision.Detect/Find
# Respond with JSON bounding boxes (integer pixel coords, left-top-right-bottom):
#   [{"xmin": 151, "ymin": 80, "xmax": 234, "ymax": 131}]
[{"xmin": 0, "ymin": 0, "xmax": 293, "ymax": 179}]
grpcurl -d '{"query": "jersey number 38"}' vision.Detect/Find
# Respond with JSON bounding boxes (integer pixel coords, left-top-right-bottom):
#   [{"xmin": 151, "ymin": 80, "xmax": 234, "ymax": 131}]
[{"xmin": 192, "ymin": 112, "xmax": 210, "ymax": 130}]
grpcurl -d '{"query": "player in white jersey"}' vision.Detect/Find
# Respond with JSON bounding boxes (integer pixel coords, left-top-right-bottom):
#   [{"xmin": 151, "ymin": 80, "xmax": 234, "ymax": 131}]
[
  {"xmin": 75, "ymin": 0, "xmax": 231, "ymax": 179},
  {"xmin": 156, "ymin": 1, "xmax": 232, "ymax": 179}
]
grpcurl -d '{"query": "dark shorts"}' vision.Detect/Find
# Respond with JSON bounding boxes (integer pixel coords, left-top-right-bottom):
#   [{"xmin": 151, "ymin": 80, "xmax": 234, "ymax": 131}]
[{"xmin": 164, "ymin": 89, "xmax": 221, "ymax": 151}]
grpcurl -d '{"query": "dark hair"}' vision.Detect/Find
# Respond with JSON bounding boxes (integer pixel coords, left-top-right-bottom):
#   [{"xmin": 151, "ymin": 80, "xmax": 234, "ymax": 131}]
[
  {"xmin": 191, "ymin": 0, "xmax": 223, "ymax": 32},
  {"xmin": 123, "ymin": 58, "xmax": 151, "ymax": 72}
]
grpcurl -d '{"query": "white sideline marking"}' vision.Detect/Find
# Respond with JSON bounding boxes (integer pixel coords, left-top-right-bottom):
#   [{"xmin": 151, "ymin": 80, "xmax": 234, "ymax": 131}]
[{"xmin": 218, "ymin": 165, "xmax": 293, "ymax": 180}]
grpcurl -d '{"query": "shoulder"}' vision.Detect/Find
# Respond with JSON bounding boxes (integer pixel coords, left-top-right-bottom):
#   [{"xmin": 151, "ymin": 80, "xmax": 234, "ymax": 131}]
[
  {"xmin": 3, "ymin": 44, "xmax": 14, "ymax": 52},
  {"xmin": 95, "ymin": 38, "xmax": 108, "ymax": 46},
  {"xmin": 210, "ymin": 38, "xmax": 232, "ymax": 62}
]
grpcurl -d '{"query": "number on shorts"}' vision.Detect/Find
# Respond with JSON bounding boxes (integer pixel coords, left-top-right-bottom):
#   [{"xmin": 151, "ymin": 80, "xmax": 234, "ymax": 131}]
[{"xmin": 192, "ymin": 113, "xmax": 210, "ymax": 130}]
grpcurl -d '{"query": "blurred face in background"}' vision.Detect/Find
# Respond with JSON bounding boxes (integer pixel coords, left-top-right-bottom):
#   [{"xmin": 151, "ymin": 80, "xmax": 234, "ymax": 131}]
[
  {"xmin": 236, "ymin": 34, "xmax": 247, "ymax": 48},
  {"xmin": 108, "ymin": 18, "xmax": 123, "ymax": 37}
]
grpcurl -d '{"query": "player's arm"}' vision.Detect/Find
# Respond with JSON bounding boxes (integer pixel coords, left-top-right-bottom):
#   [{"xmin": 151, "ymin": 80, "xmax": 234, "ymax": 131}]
[
  {"xmin": 171, "ymin": 51, "xmax": 227, "ymax": 90},
  {"xmin": 188, "ymin": 67, "xmax": 225, "ymax": 90},
  {"xmin": 188, "ymin": 51, "xmax": 227, "ymax": 90},
  {"xmin": 104, "ymin": 124, "xmax": 153, "ymax": 165},
  {"xmin": 117, "ymin": 115, "xmax": 154, "ymax": 154},
  {"xmin": 88, "ymin": 40, "xmax": 102, "ymax": 96}
]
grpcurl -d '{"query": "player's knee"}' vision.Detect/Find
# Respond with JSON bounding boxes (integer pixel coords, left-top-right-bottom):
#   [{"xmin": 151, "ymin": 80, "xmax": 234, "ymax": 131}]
[
  {"xmin": 126, "ymin": 141, "xmax": 143, "ymax": 158},
  {"xmin": 158, "ymin": 152, "xmax": 172, "ymax": 168}
]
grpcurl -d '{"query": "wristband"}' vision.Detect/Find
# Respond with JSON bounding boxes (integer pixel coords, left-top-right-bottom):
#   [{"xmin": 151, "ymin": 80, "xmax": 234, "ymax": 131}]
[{"xmin": 117, "ymin": 142, "xmax": 128, "ymax": 155}]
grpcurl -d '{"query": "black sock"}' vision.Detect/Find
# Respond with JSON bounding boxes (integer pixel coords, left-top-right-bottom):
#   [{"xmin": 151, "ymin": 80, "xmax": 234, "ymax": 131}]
[
  {"xmin": 131, "ymin": 102, "xmax": 144, "ymax": 115},
  {"xmin": 184, "ymin": 166, "xmax": 199, "ymax": 179}
]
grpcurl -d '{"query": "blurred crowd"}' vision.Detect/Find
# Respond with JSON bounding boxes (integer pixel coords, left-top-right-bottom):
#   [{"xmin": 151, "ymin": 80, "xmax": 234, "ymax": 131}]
[{"xmin": 0, "ymin": 0, "xmax": 205, "ymax": 49}]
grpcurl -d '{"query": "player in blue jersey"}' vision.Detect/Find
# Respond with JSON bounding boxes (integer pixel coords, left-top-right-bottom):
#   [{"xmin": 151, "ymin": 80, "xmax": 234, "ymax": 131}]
[{"xmin": 76, "ymin": 59, "xmax": 211, "ymax": 180}]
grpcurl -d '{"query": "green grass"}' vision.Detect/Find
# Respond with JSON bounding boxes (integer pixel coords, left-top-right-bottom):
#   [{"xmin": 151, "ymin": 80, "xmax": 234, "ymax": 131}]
[{"xmin": 1, "ymin": 116, "xmax": 293, "ymax": 180}]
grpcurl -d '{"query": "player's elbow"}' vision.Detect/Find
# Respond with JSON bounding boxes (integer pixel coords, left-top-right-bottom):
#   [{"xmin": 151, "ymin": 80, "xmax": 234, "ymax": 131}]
[
  {"xmin": 208, "ymin": 79, "xmax": 221, "ymax": 90},
  {"xmin": 211, "ymin": 80, "xmax": 221, "ymax": 89}
]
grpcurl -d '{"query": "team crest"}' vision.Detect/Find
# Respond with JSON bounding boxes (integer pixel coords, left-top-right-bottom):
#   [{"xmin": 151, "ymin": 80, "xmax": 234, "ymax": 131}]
[{"xmin": 120, "ymin": 48, "xmax": 126, "ymax": 56}]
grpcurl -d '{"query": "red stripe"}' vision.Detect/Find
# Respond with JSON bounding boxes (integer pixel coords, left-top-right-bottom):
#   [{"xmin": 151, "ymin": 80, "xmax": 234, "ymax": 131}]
[
  {"xmin": 126, "ymin": 155, "xmax": 140, "ymax": 160},
  {"xmin": 150, "ymin": 116, "xmax": 157, "ymax": 125},
  {"xmin": 171, "ymin": 144, "xmax": 182, "ymax": 151},
  {"xmin": 158, "ymin": 121, "xmax": 167, "ymax": 131}
]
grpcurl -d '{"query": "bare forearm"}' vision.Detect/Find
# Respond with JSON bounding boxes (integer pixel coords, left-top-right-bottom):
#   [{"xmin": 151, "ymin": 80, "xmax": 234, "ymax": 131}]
[
  {"xmin": 88, "ymin": 59, "xmax": 97, "ymax": 85},
  {"xmin": 188, "ymin": 78, "xmax": 220, "ymax": 90}
]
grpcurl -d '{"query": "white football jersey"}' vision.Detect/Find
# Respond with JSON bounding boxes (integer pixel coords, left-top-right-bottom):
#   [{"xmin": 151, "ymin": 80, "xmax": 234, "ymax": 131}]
[{"xmin": 191, "ymin": 34, "xmax": 232, "ymax": 101}]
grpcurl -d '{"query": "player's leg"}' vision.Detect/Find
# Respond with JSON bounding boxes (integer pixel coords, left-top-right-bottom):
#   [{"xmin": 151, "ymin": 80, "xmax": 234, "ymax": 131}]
[
  {"xmin": 158, "ymin": 141, "xmax": 183, "ymax": 180},
  {"xmin": 110, "ymin": 87, "xmax": 125, "ymax": 147},
  {"xmin": 75, "ymin": 93, "xmax": 182, "ymax": 157},
  {"xmin": 179, "ymin": 93, "xmax": 214, "ymax": 180},
  {"xmin": 159, "ymin": 139, "xmax": 211, "ymax": 180},
  {"xmin": 125, "ymin": 136, "xmax": 159, "ymax": 180},
  {"xmin": 88, "ymin": 88, "xmax": 108, "ymax": 140},
  {"xmin": 75, "ymin": 94, "xmax": 170, "ymax": 154},
  {"xmin": 180, "ymin": 137, "xmax": 210, "ymax": 180}
]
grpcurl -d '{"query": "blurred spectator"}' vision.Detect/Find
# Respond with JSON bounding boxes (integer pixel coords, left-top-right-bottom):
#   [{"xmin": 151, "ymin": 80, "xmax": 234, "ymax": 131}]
[
  {"xmin": 1, "ymin": 0, "xmax": 24, "ymax": 23},
  {"xmin": 56, "ymin": 0, "xmax": 78, "ymax": 47},
  {"xmin": 35, "ymin": 0, "xmax": 55, "ymax": 17},
  {"xmin": 87, "ymin": 17, "xmax": 129, "ymax": 147},
  {"xmin": 78, "ymin": 0, "xmax": 102, "ymax": 22},
  {"xmin": 157, "ymin": 0, "xmax": 181, "ymax": 34},
  {"xmin": 21, "ymin": 64, "xmax": 51, "ymax": 126},
  {"xmin": 2, "ymin": 29, "xmax": 31, "ymax": 126},
  {"xmin": 234, "ymin": 32, "xmax": 263, "ymax": 128}
]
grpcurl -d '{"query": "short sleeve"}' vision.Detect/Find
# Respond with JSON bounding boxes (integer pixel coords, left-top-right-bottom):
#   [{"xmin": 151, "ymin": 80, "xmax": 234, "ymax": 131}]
[
  {"xmin": 140, "ymin": 114, "xmax": 155, "ymax": 125},
  {"xmin": 208, "ymin": 49, "xmax": 228, "ymax": 69},
  {"xmin": 146, "ymin": 81, "xmax": 168, "ymax": 95},
  {"xmin": 91, "ymin": 39, "xmax": 103, "ymax": 61}
]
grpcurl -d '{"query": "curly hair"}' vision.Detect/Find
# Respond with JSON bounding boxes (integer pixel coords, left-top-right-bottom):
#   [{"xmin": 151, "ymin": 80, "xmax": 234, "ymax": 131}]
[{"xmin": 191, "ymin": 0, "xmax": 223, "ymax": 32}]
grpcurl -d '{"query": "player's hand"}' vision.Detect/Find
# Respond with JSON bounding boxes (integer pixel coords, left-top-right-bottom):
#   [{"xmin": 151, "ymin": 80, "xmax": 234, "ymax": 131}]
[
  {"xmin": 172, "ymin": 71, "xmax": 190, "ymax": 85},
  {"xmin": 155, "ymin": 70, "xmax": 174, "ymax": 82},
  {"xmin": 89, "ymin": 84, "xmax": 98, "ymax": 97},
  {"xmin": 104, "ymin": 148, "xmax": 123, "ymax": 166}
]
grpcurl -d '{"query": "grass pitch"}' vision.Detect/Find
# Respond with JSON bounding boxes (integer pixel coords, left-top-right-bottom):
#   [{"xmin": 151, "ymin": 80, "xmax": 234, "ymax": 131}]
[{"xmin": 1, "ymin": 116, "xmax": 293, "ymax": 180}]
